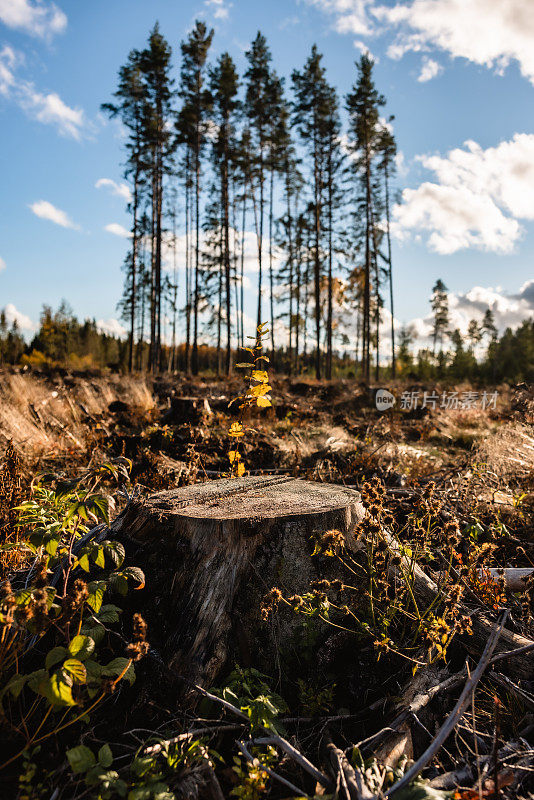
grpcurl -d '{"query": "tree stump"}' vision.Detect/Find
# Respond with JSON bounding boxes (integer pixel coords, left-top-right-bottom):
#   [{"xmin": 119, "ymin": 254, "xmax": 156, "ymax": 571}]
[
  {"xmin": 161, "ymin": 396, "xmax": 212, "ymax": 425},
  {"xmin": 114, "ymin": 476, "xmax": 365, "ymax": 691}
]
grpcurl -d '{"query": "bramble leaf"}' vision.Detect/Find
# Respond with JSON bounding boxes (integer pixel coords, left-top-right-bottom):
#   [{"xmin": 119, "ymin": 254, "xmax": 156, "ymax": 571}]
[
  {"xmin": 46, "ymin": 646, "xmax": 67, "ymax": 670},
  {"xmin": 68, "ymin": 635, "xmax": 95, "ymax": 661},
  {"xmin": 63, "ymin": 658, "xmax": 87, "ymax": 684},
  {"xmin": 67, "ymin": 745, "xmax": 96, "ymax": 774}
]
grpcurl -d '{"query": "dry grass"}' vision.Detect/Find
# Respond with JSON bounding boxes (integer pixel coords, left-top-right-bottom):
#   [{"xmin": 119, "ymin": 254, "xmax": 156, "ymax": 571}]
[
  {"xmin": 0, "ymin": 373, "xmax": 154, "ymax": 459},
  {"xmin": 475, "ymin": 422, "xmax": 534, "ymax": 484}
]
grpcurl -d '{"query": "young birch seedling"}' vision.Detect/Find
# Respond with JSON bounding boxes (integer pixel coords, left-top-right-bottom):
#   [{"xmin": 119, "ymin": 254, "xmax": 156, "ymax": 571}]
[{"xmin": 227, "ymin": 323, "xmax": 272, "ymax": 478}]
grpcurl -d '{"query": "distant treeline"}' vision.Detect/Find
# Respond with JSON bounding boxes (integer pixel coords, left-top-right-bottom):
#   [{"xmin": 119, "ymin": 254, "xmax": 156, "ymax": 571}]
[{"xmin": 0, "ymin": 302, "xmax": 532, "ymax": 382}]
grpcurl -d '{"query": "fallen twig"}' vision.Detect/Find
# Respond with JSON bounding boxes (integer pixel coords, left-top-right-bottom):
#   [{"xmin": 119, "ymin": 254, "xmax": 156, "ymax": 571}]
[
  {"xmin": 236, "ymin": 740, "xmax": 309, "ymax": 798},
  {"xmin": 385, "ymin": 609, "xmax": 508, "ymax": 798},
  {"xmin": 192, "ymin": 684, "xmax": 332, "ymax": 789}
]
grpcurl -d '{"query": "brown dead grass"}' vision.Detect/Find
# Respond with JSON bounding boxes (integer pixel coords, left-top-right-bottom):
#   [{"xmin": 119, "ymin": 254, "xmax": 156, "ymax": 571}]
[
  {"xmin": 0, "ymin": 373, "xmax": 154, "ymax": 458},
  {"xmin": 475, "ymin": 422, "xmax": 534, "ymax": 485}
]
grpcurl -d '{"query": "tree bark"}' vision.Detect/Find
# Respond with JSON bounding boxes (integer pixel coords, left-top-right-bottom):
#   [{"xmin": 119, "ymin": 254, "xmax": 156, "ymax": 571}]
[{"xmin": 114, "ymin": 476, "xmax": 365, "ymax": 692}]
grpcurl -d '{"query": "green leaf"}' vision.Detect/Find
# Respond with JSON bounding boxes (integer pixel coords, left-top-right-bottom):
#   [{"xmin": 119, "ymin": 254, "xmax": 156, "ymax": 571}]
[
  {"xmin": 2, "ymin": 673, "xmax": 27, "ymax": 701},
  {"xmin": 103, "ymin": 540, "xmax": 126, "ymax": 568},
  {"xmin": 87, "ymin": 580, "xmax": 107, "ymax": 612},
  {"xmin": 97, "ymin": 604, "xmax": 122, "ymax": 625},
  {"xmin": 93, "ymin": 545, "xmax": 106, "ymax": 569},
  {"xmin": 38, "ymin": 673, "xmax": 77, "ymax": 707},
  {"xmin": 98, "ymin": 744, "xmax": 113, "ymax": 768},
  {"xmin": 102, "ymin": 657, "xmax": 135, "ymax": 686},
  {"xmin": 15, "ymin": 589, "xmax": 32, "ymax": 606},
  {"xmin": 67, "ymin": 744, "xmax": 96, "ymax": 774},
  {"xmin": 84, "ymin": 659, "xmax": 103, "ymax": 680},
  {"xmin": 78, "ymin": 553, "xmax": 91, "ymax": 573},
  {"xmin": 44, "ymin": 534, "xmax": 59, "ymax": 556},
  {"xmin": 82, "ymin": 623, "xmax": 105, "ymax": 645},
  {"xmin": 85, "ymin": 495, "xmax": 110, "ymax": 524},
  {"xmin": 110, "ymin": 573, "xmax": 129, "ymax": 596},
  {"xmin": 45, "ymin": 646, "xmax": 67, "ymax": 670},
  {"xmin": 123, "ymin": 567, "xmax": 145, "ymax": 590},
  {"xmin": 26, "ymin": 669, "xmax": 48, "ymax": 693},
  {"xmin": 67, "ymin": 635, "xmax": 95, "ymax": 661},
  {"xmin": 63, "ymin": 658, "xmax": 87, "ymax": 684}
]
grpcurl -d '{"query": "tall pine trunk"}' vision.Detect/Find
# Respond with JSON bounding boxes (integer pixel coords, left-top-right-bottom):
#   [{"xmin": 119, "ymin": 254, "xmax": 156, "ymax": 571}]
[
  {"xmin": 326, "ymin": 150, "xmax": 333, "ymax": 380},
  {"xmin": 285, "ymin": 161, "xmax": 295, "ymax": 375},
  {"xmin": 149, "ymin": 155, "xmax": 157, "ymax": 373},
  {"xmin": 384, "ymin": 163, "xmax": 395, "ymax": 378},
  {"xmin": 363, "ymin": 138, "xmax": 372, "ymax": 384},
  {"xmin": 268, "ymin": 166, "xmax": 275, "ymax": 363},
  {"xmin": 128, "ymin": 153, "xmax": 140, "ymax": 373},
  {"xmin": 184, "ymin": 151, "xmax": 192, "ymax": 374},
  {"xmin": 192, "ymin": 134, "xmax": 201, "ymax": 375},
  {"xmin": 240, "ymin": 192, "xmax": 246, "ymax": 348},
  {"xmin": 222, "ymin": 122, "xmax": 232, "ymax": 376},
  {"xmin": 313, "ymin": 149, "xmax": 322, "ymax": 379}
]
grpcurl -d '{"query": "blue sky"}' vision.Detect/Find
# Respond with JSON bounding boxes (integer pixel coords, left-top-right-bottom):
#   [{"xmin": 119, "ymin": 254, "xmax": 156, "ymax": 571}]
[{"xmin": 1, "ymin": 0, "xmax": 534, "ymax": 345}]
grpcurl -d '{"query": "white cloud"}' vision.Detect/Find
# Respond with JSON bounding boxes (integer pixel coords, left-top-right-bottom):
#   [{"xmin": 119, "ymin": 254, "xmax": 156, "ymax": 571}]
[
  {"xmin": 95, "ymin": 178, "xmax": 131, "ymax": 202},
  {"xmin": 97, "ymin": 318, "xmax": 127, "ymax": 337},
  {"xmin": 204, "ymin": 0, "xmax": 232, "ymax": 20},
  {"xmin": 378, "ymin": 0, "xmax": 534, "ymax": 85},
  {"xmin": 20, "ymin": 88, "xmax": 85, "ymax": 138},
  {"xmin": 0, "ymin": 256, "xmax": 6, "ymax": 272},
  {"xmin": 0, "ymin": 0, "xmax": 66, "ymax": 39},
  {"xmin": 393, "ymin": 134, "xmax": 534, "ymax": 254},
  {"xmin": 104, "ymin": 223, "xmax": 131, "ymax": 238},
  {"xmin": 29, "ymin": 199, "xmax": 79, "ymax": 229},
  {"xmin": 0, "ymin": 44, "xmax": 16, "ymax": 95},
  {"xmin": 305, "ymin": 0, "xmax": 374, "ymax": 36},
  {"xmin": 0, "ymin": 45, "xmax": 85, "ymax": 138},
  {"xmin": 305, "ymin": 0, "xmax": 534, "ymax": 85},
  {"xmin": 417, "ymin": 57, "xmax": 442, "ymax": 82},
  {"xmin": 279, "ymin": 15, "xmax": 300, "ymax": 29},
  {"xmin": 3, "ymin": 302, "xmax": 35, "ymax": 330}
]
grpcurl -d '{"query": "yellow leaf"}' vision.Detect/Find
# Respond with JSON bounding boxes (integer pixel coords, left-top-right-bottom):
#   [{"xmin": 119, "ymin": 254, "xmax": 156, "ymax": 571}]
[
  {"xmin": 236, "ymin": 462, "xmax": 246, "ymax": 477},
  {"xmin": 256, "ymin": 396, "xmax": 272, "ymax": 408},
  {"xmin": 228, "ymin": 450, "xmax": 241, "ymax": 463},
  {"xmin": 228, "ymin": 422, "xmax": 244, "ymax": 438},
  {"xmin": 251, "ymin": 384, "xmax": 272, "ymax": 396},
  {"xmin": 251, "ymin": 370, "xmax": 269, "ymax": 383}
]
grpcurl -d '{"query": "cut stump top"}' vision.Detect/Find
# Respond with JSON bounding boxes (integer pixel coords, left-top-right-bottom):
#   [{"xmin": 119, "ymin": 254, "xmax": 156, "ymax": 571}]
[{"xmin": 140, "ymin": 475, "xmax": 361, "ymax": 521}]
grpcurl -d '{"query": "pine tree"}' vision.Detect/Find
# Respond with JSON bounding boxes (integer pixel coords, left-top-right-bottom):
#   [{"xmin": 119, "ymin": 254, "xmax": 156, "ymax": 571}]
[
  {"xmin": 292, "ymin": 45, "xmax": 334, "ymax": 379},
  {"xmin": 275, "ymin": 99, "xmax": 301, "ymax": 373},
  {"xmin": 346, "ymin": 55, "xmax": 385, "ymax": 383},
  {"xmin": 482, "ymin": 308, "xmax": 497, "ymax": 342},
  {"xmin": 178, "ymin": 20, "xmax": 214, "ymax": 376},
  {"xmin": 431, "ymin": 279, "xmax": 450, "ymax": 355},
  {"xmin": 244, "ymin": 32, "xmax": 276, "ymax": 329},
  {"xmin": 210, "ymin": 52, "xmax": 240, "ymax": 375},
  {"xmin": 102, "ymin": 49, "xmax": 147, "ymax": 372},
  {"xmin": 139, "ymin": 24, "xmax": 175, "ymax": 373},
  {"xmin": 377, "ymin": 123, "xmax": 397, "ymax": 378}
]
